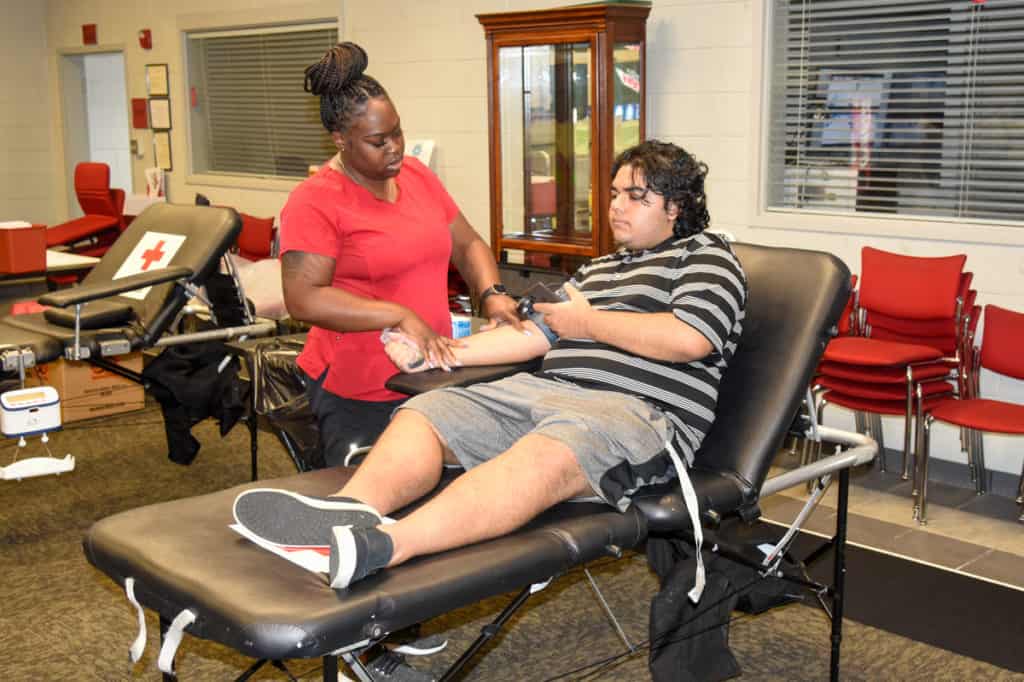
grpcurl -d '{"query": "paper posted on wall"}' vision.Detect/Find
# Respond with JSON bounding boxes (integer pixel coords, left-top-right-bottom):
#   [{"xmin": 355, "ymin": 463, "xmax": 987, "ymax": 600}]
[{"xmin": 145, "ymin": 167, "xmax": 165, "ymax": 198}]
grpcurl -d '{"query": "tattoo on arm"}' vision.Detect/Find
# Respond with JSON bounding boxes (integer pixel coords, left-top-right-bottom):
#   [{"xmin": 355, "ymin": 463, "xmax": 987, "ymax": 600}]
[{"xmin": 281, "ymin": 251, "xmax": 335, "ymax": 288}]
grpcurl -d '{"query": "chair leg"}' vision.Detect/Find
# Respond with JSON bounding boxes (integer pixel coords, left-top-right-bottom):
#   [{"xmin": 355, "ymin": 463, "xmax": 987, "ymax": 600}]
[
  {"xmin": 870, "ymin": 412, "xmax": 885, "ymax": 455},
  {"xmin": 854, "ymin": 411, "xmax": 867, "ymax": 436},
  {"xmin": 973, "ymin": 430, "xmax": 987, "ymax": 496},
  {"xmin": 913, "ymin": 384, "xmax": 925, "ymax": 508},
  {"xmin": 1016, "ymin": 455, "xmax": 1024, "ymax": 523},
  {"xmin": 916, "ymin": 416, "xmax": 935, "ymax": 525},
  {"xmin": 962, "ymin": 427, "xmax": 977, "ymax": 482},
  {"xmin": 583, "ymin": 568, "xmax": 635, "ymax": 653},
  {"xmin": 798, "ymin": 389, "xmax": 820, "ymax": 462},
  {"xmin": 901, "ymin": 375, "xmax": 914, "ymax": 481},
  {"xmin": 1017, "ymin": 454, "xmax": 1024, "ymax": 507}
]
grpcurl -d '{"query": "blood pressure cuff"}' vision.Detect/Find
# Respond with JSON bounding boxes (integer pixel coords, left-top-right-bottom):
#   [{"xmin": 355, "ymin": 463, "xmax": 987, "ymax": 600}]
[{"xmin": 527, "ymin": 312, "xmax": 560, "ymax": 345}]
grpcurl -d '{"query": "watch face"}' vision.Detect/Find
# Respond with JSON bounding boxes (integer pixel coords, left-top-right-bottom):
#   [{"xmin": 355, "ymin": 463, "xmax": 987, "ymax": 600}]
[{"xmin": 492, "ymin": 284, "xmax": 508, "ymax": 294}]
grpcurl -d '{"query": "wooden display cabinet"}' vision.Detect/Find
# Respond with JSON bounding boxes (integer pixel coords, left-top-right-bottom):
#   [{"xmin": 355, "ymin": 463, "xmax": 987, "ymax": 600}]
[{"xmin": 477, "ymin": 2, "xmax": 651, "ymax": 270}]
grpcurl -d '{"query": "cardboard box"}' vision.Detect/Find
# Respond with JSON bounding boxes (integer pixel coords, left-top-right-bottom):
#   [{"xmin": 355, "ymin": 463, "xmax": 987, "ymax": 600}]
[
  {"xmin": 0, "ymin": 222, "xmax": 46, "ymax": 274},
  {"xmin": 26, "ymin": 353, "xmax": 145, "ymax": 423}
]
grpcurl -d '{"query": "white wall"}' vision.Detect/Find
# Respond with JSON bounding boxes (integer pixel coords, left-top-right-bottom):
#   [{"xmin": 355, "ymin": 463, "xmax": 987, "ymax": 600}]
[
  {"xmin": 43, "ymin": 0, "xmax": 342, "ymax": 222},
  {"xmin": 0, "ymin": 1, "xmax": 57, "ymax": 225},
  {"xmin": 17, "ymin": 0, "xmax": 1024, "ymax": 473}
]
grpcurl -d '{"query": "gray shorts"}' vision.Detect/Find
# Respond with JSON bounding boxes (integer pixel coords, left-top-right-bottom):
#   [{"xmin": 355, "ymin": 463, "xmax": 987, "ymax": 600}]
[{"xmin": 400, "ymin": 372, "xmax": 679, "ymax": 511}]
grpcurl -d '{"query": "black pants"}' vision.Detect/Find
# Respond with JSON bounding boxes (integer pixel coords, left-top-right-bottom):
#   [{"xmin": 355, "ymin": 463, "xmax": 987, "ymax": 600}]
[{"xmin": 306, "ymin": 370, "xmax": 406, "ymax": 467}]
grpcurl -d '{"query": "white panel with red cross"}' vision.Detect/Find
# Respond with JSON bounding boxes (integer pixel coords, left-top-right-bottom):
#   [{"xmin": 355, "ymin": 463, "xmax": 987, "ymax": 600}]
[{"xmin": 111, "ymin": 231, "xmax": 188, "ymax": 300}]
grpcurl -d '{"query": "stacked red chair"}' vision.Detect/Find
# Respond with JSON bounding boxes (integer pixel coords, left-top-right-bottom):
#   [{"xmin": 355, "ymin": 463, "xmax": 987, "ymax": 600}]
[
  {"xmin": 814, "ymin": 248, "xmax": 969, "ymax": 495},
  {"xmin": 916, "ymin": 305, "xmax": 1024, "ymax": 525}
]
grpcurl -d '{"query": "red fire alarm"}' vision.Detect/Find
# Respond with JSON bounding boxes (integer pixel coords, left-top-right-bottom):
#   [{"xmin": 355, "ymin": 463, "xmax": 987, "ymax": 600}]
[
  {"xmin": 82, "ymin": 24, "xmax": 97, "ymax": 45},
  {"xmin": 138, "ymin": 29, "xmax": 152, "ymax": 50}
]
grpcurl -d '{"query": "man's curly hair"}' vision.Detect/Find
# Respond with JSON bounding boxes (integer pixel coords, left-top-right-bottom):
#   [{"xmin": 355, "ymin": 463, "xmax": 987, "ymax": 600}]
[{"xmin": 611, "ymin": 140, "xmax": 710, "ymax": 238}]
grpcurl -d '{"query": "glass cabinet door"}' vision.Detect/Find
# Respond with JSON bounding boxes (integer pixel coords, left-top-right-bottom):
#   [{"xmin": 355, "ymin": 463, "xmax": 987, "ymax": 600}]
[
  {"xmin": 479, "ymin": 2, "xmax": 651, "ymax": 267},
  {"xmin": 499, "ymin": 42, "xmax": 593, "ymax": 250},
  {"xmin": 613, "ymin": 42, "xmax": 642, "ymax": 156}
]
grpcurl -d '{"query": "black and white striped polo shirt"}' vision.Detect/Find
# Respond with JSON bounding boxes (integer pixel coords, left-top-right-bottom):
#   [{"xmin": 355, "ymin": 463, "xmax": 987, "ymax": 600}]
[{"xmin": 538, "ymin": 231, "xmax": 747, "ymax": 463}]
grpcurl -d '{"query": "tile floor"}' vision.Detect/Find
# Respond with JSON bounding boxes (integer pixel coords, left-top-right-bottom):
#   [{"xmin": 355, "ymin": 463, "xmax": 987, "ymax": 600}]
[{"xmin": 761, "ymin": 446, "xmax": 1024, "ymax": 591}]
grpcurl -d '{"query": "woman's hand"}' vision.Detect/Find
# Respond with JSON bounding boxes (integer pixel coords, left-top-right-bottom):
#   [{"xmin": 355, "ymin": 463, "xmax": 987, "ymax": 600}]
[
  {"xmin": 396, "ymin": 310, "xmax": 462, "ymax": 371},
  {"xmin": 479, "ymin": 293, "xmax": 523, "ymax": 331},
  {"xmin": 382, "ymin": 330, "xmax": 430, "ymax": 373}
]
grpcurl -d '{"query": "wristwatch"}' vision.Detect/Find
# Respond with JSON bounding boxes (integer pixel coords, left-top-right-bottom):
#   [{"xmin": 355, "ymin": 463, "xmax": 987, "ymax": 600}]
[{"xmin": 477, "ymin": 283, "xmax": 510, "ymax": 312}]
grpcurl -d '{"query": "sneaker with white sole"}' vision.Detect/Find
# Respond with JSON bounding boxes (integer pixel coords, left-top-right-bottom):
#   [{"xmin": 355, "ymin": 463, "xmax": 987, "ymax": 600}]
[
  {"xmin": 329, "ymin": 525, "xmax": 394, "ymax": 589},
  {"xmin": 233, "ymin": 488, "xmax": 383, "ymax": 548},
  {"xmin": 364, "ymin": 650, "xmax": 436, "ymax": 681}
]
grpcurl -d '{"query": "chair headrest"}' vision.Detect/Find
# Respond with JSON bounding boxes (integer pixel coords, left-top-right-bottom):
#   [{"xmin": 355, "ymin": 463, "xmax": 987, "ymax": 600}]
[{"xmin": 74, "ymin": 162, "xmax": 111, "ymax": 191}]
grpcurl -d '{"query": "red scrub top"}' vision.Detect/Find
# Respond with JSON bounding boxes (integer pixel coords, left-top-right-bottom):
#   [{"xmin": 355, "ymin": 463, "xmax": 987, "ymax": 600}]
[{"xmin": 280, "ymin": 156, "xmax": 458, "ymax": 401}]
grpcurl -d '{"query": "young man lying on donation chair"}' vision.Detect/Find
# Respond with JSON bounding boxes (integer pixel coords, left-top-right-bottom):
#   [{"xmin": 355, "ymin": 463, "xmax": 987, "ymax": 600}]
[{"xmin": 233, "ymin": 140, "xmax": 747, "ymax": 591}]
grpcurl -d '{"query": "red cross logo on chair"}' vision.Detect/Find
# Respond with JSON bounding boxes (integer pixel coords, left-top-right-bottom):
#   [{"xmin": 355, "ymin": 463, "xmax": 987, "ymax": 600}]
[
  {"xmin": 112, "ymin": 231, "xmax": 187, "ymax": 300},
  {"xmin": 140, "ymin": 240, "xmax": 166, "ymax": 271}
]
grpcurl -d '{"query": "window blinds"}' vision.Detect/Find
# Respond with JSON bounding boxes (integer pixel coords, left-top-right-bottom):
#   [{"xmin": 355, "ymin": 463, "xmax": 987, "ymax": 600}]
[
  {"xmin": 767, "ymin": 0, "xmax": 1024, "ymax": 222},
  {"xmin": 187, "ymin": 25, "xmax": 337, "ymax": 178}
]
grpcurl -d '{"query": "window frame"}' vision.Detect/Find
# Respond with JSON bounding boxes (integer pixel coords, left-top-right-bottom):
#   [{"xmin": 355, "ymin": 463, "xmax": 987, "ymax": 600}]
[
  {"xmin": 176, "ymin": 3, "xmax": 339, "ymax": 191},
  {"xmin": 748, "ymin": 0, "xmax": 1024, "ymax": 247}
]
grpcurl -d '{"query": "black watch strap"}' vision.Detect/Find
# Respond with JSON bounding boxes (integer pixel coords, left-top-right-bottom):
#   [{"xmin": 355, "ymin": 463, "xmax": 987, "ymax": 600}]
[{"xmin": 478, "ymin": 284, "xmax": 509, "ymax": 311}]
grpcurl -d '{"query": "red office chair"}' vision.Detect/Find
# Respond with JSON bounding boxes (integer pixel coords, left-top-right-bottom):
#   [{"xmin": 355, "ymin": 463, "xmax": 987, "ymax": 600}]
[
  {"xmin": 815, "ymin": 248, "xmax": 967, "ymax": 482},
  {"xmin": 235, "ymin": 213, "xmax": 276, "ymax": 262},
  {"xmin": 47, "ymin": 162, "xmax": 126, "ymax": 259},
  {"xmin": 917, "ymin": 305, "xmax": 1024, "ymax": 525}
]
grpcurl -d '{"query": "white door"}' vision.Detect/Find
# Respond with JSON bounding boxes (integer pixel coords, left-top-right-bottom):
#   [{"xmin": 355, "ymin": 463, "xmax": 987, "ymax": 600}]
[{"xmin": 59, "ymin": 51, "xmax": 131, "ymax": 219}]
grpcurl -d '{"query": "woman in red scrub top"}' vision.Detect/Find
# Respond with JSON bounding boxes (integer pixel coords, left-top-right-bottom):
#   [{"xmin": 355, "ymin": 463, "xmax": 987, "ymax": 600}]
[{"xmin": 280, "ymin": 43, "xmax": 519, "ymax": 466}]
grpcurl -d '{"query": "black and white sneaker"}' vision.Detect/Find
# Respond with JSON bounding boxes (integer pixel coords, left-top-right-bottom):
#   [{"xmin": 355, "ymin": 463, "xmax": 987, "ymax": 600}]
[
  {"xmin": 364, "ymin": 650, "xmax": 436, "ymax": 681},
  {"xmin": 329, "ymin": 525, "xmax": 394, "ymax": 589},
  {"xmin": 364, "ymin": 647, "xmax": 436, "ymax": 679},
  {"xmin": 233, "ymin": 488, "xmax": 383, "ymax": 548}
]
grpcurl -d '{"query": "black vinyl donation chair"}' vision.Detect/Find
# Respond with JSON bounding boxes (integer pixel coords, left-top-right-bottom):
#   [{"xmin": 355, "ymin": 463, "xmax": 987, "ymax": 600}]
[{"xmin": 82, "ymin": 243, "xmax": 874, "ymax": 681}]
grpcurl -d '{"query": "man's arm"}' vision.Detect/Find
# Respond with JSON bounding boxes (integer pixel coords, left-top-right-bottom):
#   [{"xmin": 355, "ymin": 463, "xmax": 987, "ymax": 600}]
[
  {"xmin": 535, "ymin": 285, "xmax": 713, "ymax": 363},
  {"xmin": 387, "ymin": 322, "xmax": 551, "ymax": 372}
]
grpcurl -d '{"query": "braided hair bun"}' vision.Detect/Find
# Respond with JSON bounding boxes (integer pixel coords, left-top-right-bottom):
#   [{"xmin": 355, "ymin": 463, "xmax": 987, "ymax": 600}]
[{"xmin": 305, "ymin": 42, "xmax": 387, "ymax": 132}]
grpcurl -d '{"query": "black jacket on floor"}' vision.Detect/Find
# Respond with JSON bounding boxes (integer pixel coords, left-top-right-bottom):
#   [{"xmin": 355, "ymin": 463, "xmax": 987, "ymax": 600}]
[{"xmin": 142, "ymin": 341, "xmax": 247, "ymax": 465}]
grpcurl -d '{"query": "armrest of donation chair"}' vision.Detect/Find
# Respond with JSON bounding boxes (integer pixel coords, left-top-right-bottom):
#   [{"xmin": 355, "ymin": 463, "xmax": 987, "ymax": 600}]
[{"xmin": 82, "ymin": 243, "xmax": 875, "ymax": 682}]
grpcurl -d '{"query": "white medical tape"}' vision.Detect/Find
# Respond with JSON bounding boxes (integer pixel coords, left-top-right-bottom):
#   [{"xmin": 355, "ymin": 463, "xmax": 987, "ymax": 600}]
[
  {"xmin": 124, "ymin": 578, "xmax": 147, "ymax": 663},
  {"xmin": 665, "ymin": 441, "xmax": 705, "ymax": 603},
  {"xmin": 157, "ymin": 608, "xmax": 197, "ymax": 675}
]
